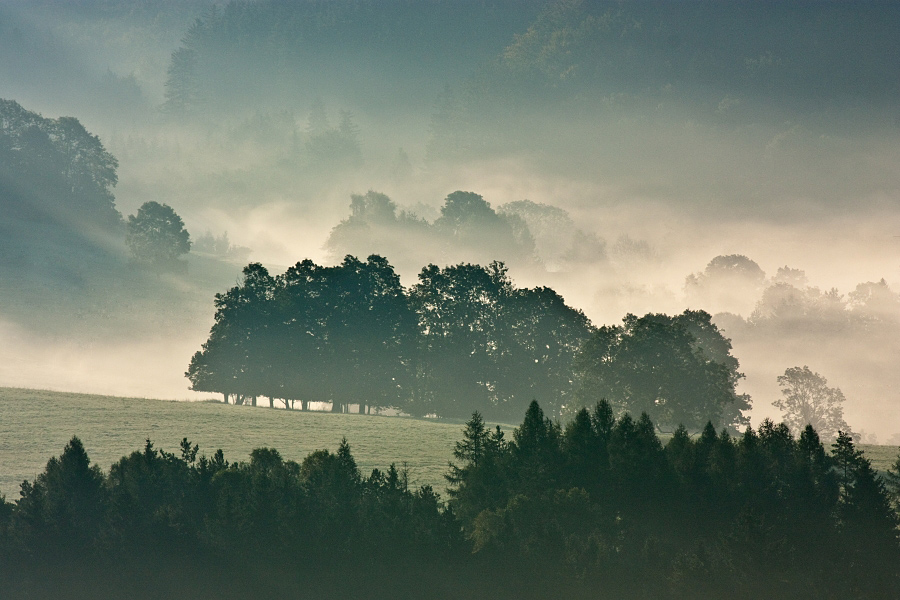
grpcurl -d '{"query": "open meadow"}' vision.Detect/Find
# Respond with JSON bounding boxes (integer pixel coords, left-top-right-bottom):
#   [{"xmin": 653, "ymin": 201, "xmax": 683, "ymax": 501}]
[
  {"xmin": 1, "ymin": 387, "xmax": 896, "ymax": 502},
  {"xmin": 0, "ymin": 387, "xmax": 482, "ymax": 500}
]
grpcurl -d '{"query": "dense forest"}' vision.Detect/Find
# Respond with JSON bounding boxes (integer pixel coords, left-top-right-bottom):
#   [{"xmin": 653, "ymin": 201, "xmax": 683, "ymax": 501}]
[{"xmin": 0, "ymin": 403, "xmax": 898, "ymax": 599}]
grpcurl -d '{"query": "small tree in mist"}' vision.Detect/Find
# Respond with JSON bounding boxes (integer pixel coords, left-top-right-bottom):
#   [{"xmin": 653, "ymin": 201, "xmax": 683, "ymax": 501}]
[
  {"xmin": 774, "ymin": 366, "xmax": 850, "ymax": 440},
  {"xmin": 126, "ymin": 201, "xmax": 191, "ymax": 269}
]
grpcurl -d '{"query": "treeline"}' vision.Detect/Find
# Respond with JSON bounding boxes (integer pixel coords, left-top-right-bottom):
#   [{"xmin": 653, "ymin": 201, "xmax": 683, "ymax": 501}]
[
  {"xmin": 186, "ymin": 255, "xmax": 748, "ymax": 428},
  {"xmin": 162, "ymin": 0, "xmax": 543, "ymax": 115},
  {"xmin": 186, "ymin": 254, "xmax": 592, "ymax": 421},
  {"xmin": 325, "ymin": 190, "xmax": 608, "ymax": 275},
  {"xmin": 1, "ymin": 404, "xmax": 898, "ymax": 599}
]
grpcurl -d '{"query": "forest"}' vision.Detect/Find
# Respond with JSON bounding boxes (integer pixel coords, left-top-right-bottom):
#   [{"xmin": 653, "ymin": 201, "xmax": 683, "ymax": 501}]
[{"xmin": 0, "ymin": 403, "xmax": 898, "ymax": 599}]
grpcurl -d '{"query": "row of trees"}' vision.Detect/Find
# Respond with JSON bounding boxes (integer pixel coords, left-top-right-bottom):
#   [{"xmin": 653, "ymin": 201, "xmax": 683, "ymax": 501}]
[
  {"xmin": 446, "ymin": 402, "xmax": 900, "ymax": 598},
  {"xmin": 186, "ymin": 255, "xmax": 592, "ymax": 421},
  {"xmin": 187, "ymin": 254, "xmax": 751, "ymax": 429},
  {"xmin": 1, "ymin": 405, "xmax": 897, "ymax": 598}
]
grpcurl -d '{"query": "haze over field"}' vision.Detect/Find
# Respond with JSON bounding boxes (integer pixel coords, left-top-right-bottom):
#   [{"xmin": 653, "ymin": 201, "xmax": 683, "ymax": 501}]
[{"xmin": 1, "ymin": 1, "xmax": 899, "ymax": 438}]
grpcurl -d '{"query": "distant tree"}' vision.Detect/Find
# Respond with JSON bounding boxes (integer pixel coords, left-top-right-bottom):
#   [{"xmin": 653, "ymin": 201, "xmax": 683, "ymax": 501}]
[
  {"xmin": 772, "ymin": 265, "xmax": 808, "ymax": 287},
  {"xmin": 500, "ymin": 285, "xmax": 593, "ymax": 417},
  {"xmin": 186, "ymin": 263, "xmax": 275, "ymax": 405},
  {"xmin": 304, "ymin": 104, "xmax": 362, "ymax": 169},
  {"xmin": 434, "ymin": 191, "xmax": 536, "ymax": 266},
  {"xmin": 126, "ymin": 201, "xmax": 191, "ymax": 268},
  {"xmin": 408, "ymin": 261, "xmax": 514, "ymax": 418},
  {"xmin": 848, "ymin": 279, "xmax": 900, "ymax": 323},
  {"xmin": 498, "ymin": 200, "xmax": 582, "ymax": 269},
  {"xmin": 774, "ymin": 366, "xmax": 850, "ymax": 440},
  {"xmin": 163, "ymin": 47, "xmax": 200, "ymax": 115},
  {"xmin": 685, "ymin": 254, "xmax": 766, "ymax": 315}
]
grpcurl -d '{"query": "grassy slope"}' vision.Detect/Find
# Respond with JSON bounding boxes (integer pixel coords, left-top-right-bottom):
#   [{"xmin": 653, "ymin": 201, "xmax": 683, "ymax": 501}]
[
  {"xmin": 0, "ymin": 387, "xmax": 475, "ymax": 500},
  {"xmin": 1, "ymin": 387, "xmax": 896, "ymax": 501}
]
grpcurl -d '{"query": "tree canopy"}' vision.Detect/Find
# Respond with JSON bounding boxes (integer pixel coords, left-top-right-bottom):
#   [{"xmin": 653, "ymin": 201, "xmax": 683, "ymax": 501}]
[
  {"xmin": 188, "ymin": 255, "xmax": 592, "ymax": 420},
  {"xmin": 1, "ymin": 407, "xmax": 897, "ymax": 599},
  {"xmin": 573, "ymin": 310, "xmax": 750, "ymax": 431},
  {"xmin": 0, "ymin": 98, "xmax": 121, "ymax": 229},
  {"xmin": 125, "ymin": 201, "xmax": 192, "ymax": 268}
]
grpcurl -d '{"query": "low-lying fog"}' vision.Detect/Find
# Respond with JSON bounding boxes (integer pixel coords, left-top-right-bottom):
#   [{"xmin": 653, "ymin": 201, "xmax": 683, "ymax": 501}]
[{"xmin": 1, "ymin": 0, "xmax": 898, "ymax": 441}]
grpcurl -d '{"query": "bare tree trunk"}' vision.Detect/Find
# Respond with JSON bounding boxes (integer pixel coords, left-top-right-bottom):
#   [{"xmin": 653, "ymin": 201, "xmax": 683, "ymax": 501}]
[
  {"xmin": 301, "ymin": 399, "xmax": 309, "ymax": 411},
  {"xmin": 251, "ymin": 396, "xmax": 257, "ymax": 407},
  {"xmin": 223, "ymin": 392, "xmax": 228, "ymax": 404},
  {"xmin": 268, "ymin": 396, "xmax": 274, "ymax": 408},
  {"xmin": 358, "ymin": 403, "xmax": 366, "ymax": 414}
]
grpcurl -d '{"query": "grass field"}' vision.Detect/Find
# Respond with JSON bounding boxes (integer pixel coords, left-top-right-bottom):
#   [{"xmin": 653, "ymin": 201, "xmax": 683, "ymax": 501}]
[
  {"xmin": 0, "ymin": 388, "xmax": 480, "ymax": 500},
  {"xmin": 0, "ymin": 387, "xmax": 896, "ymax": 501}
]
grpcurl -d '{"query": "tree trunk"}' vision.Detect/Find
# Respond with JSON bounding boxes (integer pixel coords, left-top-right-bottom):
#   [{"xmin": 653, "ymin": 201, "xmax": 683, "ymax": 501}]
[
  {"xmin": 301, "ymin": 399, "xmax": 309, "ymax": 411},
  {"xmin": 268, "ymin": 396, "xmax": 274, "ymax": 408},
  {"xmin": 358, "ymin": 403, "xmax": 366, "ymax": 414},
  {"xmin": 223, "ymin": 392, "xmax": 228, "ymax": 404},
  {"xmin": 251, "ymin": 396, "xmax": 257, "ymax": 407}
]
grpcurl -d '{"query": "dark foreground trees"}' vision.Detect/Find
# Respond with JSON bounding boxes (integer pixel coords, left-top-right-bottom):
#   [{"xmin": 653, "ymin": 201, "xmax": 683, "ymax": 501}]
[{"xmin": 1, "ymin": 407, "xmax": 897, "ymax": 600}]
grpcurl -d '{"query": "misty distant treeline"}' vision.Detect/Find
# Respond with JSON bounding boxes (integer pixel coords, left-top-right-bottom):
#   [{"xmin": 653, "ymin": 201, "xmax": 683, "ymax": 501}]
[
  {"xmin": 325, "ymin": 190, "xmax": 608, "ymax": 274},
  {"xmin": 1, "ymin": 403, "xmax": 898, "ymax": 599},
  {"xmin": 159, "ymin": 0, "xmax": 900, "ymax": 159},
  {"xmin": 187, "ymin": 254, "xmax": 750, "ymax": 430},
  {"xmin": 161, "ymin": 0, "xmax": 544, "ymax": 115}
]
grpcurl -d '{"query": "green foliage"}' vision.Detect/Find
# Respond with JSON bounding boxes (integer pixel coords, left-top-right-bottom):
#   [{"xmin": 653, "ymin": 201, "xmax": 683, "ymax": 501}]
[
  {"xmin": 447, "ymin": 403, "xmax": 900, "ymax": 598},
  {"xmin": 188, "ymin": 253, "xmax": 591, "ymax": 421},
  {"xmin": 573, "ymin": 310, "xmax": 749, "ymax": 431},
  {"xmin": 1, "ymin": 406, "xmax": 898, "ymax": 598}
]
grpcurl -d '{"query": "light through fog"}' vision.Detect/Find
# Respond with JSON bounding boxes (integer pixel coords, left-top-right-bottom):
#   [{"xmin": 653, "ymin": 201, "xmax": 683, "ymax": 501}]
[{"xmin": 1, "ymin": 1, "xmax": 898, "ymax": 441}]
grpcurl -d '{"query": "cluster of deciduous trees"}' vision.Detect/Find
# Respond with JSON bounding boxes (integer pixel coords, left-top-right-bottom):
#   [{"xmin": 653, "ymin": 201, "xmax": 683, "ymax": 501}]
[
  {"xmin": 186, "ymin": 255, "xmax": 592, "ymax": 421},
  {"xmin": 1, "ymin": 98, "xmax": 195, "ymax": 272},
  {"xmin": 187, "ymin": 254, "xmax": 750, "ymax": 429},
  {"xmin": 1, "ymin": 406, "xmax": 897, "ymax": 599},
  {"xmin": 0, "ymin": 98, "xmax": 121, "ymax": 229}
]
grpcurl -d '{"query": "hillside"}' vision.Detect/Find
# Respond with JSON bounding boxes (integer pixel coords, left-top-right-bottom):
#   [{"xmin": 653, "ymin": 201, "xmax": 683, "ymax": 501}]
[{"xmin": 0, "ymin": 387, "xmax": 479, "ymax": 499}]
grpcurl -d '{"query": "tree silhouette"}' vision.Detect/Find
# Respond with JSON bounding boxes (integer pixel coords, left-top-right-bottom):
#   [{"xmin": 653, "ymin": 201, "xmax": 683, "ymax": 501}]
[
  {"xmin": 126, "ymin": 201, "xmax": 191, "ymax": 269},
  {"xmin": 774, "ymin": 366, "xmax": 850, "ymax": 440}
]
